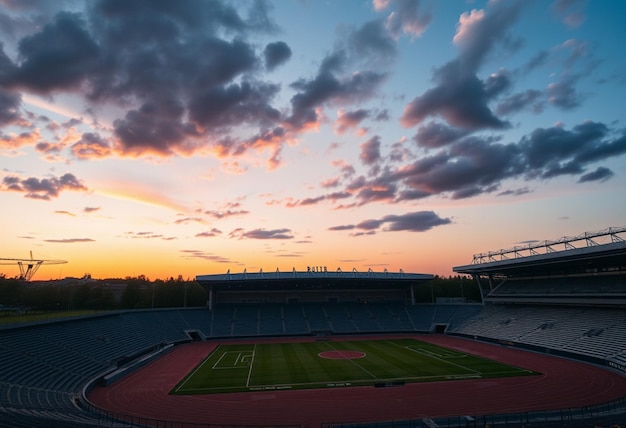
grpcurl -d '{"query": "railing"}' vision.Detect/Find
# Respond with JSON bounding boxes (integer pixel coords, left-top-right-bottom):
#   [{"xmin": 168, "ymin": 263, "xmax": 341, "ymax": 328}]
[{"xmin": 323, "ymin": 396, "xmax": 626, "ymax": 428}]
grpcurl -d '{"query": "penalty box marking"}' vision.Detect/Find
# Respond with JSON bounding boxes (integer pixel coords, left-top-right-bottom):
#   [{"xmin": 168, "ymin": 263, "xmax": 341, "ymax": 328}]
[{"xmin": 212, "ymin": 350, "xmax": 254, "ymax": 370}]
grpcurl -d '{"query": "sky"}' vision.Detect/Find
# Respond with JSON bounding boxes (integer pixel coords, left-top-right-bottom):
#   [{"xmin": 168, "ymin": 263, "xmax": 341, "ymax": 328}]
[{"xmin": 0, "ymin": 0, "xmax": 625, "ymax": 281}]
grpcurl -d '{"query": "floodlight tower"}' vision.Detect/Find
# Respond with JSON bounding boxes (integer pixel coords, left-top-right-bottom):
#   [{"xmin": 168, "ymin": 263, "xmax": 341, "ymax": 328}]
[{"xmin": 0, "ymin": 252, "xmax": 68, "ymax": 281}]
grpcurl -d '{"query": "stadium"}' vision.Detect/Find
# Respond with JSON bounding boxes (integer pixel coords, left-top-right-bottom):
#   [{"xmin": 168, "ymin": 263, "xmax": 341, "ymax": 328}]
[{"xmin": 0, "ymin": 228, "xmax": 625, "ymax": 428}]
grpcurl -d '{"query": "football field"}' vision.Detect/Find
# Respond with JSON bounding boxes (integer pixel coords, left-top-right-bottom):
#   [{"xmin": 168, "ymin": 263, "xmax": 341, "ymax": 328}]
[{"xmin": 171, "ymin": 338, "xmax": 537, "ymax": 395}]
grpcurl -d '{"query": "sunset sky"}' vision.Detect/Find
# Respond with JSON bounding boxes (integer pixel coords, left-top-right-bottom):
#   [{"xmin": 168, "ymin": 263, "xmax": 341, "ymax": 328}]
[{"xmin": 1, "ymin": 0, "xmax": 625, "ymax": 280}]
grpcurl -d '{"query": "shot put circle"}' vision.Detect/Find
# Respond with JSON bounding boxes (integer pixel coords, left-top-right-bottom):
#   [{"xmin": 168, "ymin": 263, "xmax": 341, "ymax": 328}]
[{"xmin": 318, "ymin": 350, "xmax": 367, "ymax": 360}]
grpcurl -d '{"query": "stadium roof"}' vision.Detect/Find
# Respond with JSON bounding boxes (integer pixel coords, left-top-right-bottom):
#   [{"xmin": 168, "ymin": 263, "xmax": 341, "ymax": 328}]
[
  {"xmin": 453, "ymin": 227, "xmax": 626, "ymax": 277},
  {"xmin": 196, "ymin": 268, "xmax": 434, "ymax": 291}
]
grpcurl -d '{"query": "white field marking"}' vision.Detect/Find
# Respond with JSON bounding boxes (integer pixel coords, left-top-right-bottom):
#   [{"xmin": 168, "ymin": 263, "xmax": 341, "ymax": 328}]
[
  {"xmin": 324, "ymin": 342, "xmax": 377, "ymax": 379},
  {"xmin": 178, "ymin": 368, "xmax": 511, "ymax": 393},
  {"xmin": 211, "ymin": 351, "xmax": 247, "ymax": 370},
  {"xmin": 245, "ymin": 344, "xmax": 256, "ymax": 387},
  {"xmin": 210, "ymin": 351, "xmax": 253, "ymax": 370},
  {"xmin": 175, "ymin": 346, "xmax": 222, "ymax": 392},
  {"xmin": 386, "ymin": 340, "xmax": 481, "ymax": 375},
  {"xmin": 211, "ymin": 350, "xmax": 229, "ymax": 369}
]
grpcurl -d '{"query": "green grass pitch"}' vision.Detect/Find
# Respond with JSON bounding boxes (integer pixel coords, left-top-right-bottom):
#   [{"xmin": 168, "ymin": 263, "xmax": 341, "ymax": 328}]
[{"xmin": 171, "ymin": 338, "xmax": 538, "ymax": 395}]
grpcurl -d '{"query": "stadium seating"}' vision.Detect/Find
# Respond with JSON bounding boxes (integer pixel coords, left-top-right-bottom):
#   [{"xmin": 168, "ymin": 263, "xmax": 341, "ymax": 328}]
[
  {"xmin": 450, "ymin": 305, "xmax": 626, "ymax": 359},
  {"xmin": 1, "ymin": 303, "xmax": 625, "ymax": 427}
]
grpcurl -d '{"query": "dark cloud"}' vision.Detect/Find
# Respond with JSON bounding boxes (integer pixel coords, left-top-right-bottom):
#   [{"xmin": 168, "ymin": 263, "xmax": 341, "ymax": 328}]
[
  {"xmin": 71, "ymin": 132, "xmax": 111, "ymax": 159},
  {"xmin": 414, "ymin": 121, "xmax": 468, "ymax": 148},
  {"xmin": 0, "ymin": 88, "xmax": 22, "ymax": 125},
  {"xmin": 401, "ymin": 1, "xmax": 524, "ymax": 131},
  {"xmin": 327, "ymin": 224, "xmax": 355, "ymax": 231},
  {"xmin": 348, "ymin": 19, "xmax": 396, "ymax": 63},
  {"xmin": 284, "ymin": 16, "xmax": 395, "ymax": 132},
  {"xmin": 497, "ymin": 187, "xmax": 532, "ymax": 197},
  {"xmin": 1, "ymin": 1, "xmax": 290, "ymax": 163},
  {"xmin": 360, "ymin": 135, "xmax": 381, "ymax": 165},
  {"xmin": 329, "ymin": 210, "xmax": 451, "ymax": 234},
  {"xmin": 495, "ymin": 89, "xmax": 544, "ymax": 116},
  {"xmin": 546, "ymin": 78, "xmax": 581, "ymax": 110},
  {"xmin": 204, "ymin": 209, "xmax": 249, "ymax": 219},
  {"xmin": 1, "ymin": 172, "xmax": 87, "ymax": 200},
  {"xmin": 335, "ymin": 109, "xmax": 370, "ymax": 134},
  {"xmin": 264, "ymin": 41, "xmax": 292, "ymax": 71},
  {"xmin": 4, "ymin": 12, "xmax": 99, "ymax": 92},
  {"xmin": 519, "ymin": 121, "xmax": 613, "ymax": 178},
  {"xmin": 188, "ymin": 80, "xmax": 281, "ymax": 131},
  {"xmin": 578, "ymin": 166, "xmax": 613, "ymax": 183},
  {"xmin": 356, "ymin": 218, "xmax": 382, "ymax": 230},
  {"xmin": 232, "ymin": 228, "xmax": 294, "ymax": 240},
  {"xmin": 43, "ymin": 238, "xmax": 95, "ymax": 243},
  {"xmin": 322, "ymin": 120, "xmax": 625, "ymax": 206},
  {"xmin": 54, "ymin": 210, "xmax": 75, "ymax": 216},
  {"xmin": 401, "ymin": 60, "xmax": 511, "ymax": 131},
  {"xmin": 195, "ymin": 228, "xmax": 223, "ymax": 238},
  {"xmin": 381, "ymin": 211, "xmax": 452, "ymax": 232},
  {"xmin": 83, "ymin": 206, "xmax": 100, "ymax": 213},
  {"xmin": 286, "ymin": 64, "xmax": 387, "ymax": 131},
  {"xmin": 453, "ymin": 1, "xmax": 524, "ymax": 72}
]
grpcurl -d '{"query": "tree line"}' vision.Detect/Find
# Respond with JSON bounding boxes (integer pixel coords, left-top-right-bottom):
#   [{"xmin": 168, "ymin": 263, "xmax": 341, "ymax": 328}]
[
  {"xmin": 0, "ymin": 276, "xmax": 208, "ymax": 312},
  {"xmin": 0, "ymin": 274, "xmax": 480, "ymax": 313}
]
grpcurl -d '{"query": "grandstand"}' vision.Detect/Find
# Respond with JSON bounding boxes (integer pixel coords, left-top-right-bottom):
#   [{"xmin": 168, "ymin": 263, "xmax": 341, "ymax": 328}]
[{"xmin": 0, "ymin": 230, "xmax": 625, "ymax": 427}]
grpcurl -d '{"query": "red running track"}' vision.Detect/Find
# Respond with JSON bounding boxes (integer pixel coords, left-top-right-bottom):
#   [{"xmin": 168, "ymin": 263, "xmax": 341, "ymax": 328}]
[{"xmin": 88, "ymin": 335, "xmax": 626, "ymax": 427}]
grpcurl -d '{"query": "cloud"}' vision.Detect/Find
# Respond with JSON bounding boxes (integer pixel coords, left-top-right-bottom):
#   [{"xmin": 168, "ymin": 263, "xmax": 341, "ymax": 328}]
[
  {"xmin": 174, "ymin": 217, "xmax": 203, "ymax": 225},
  {"xmin": 497, "ymin": 187, "xmax": 532, "ymax": 197},
  {"xmin": 204, "ymin": 209, "xmax": 249, "ymax": 219},
  {"xmin": 552, "ymin": 0, "xmax": 587, "ymax": 28},
  {"xmin": 328, "ymin": 224, "xmax": 356, "ymax": 231},
  {"xmin": 0, "ymin": 1, "xmax": 291, "ymax": 164},
  {"xmin": 401, "ymin": 60, "xmax": 511, "ymax": 131},
  {"xmin": 376, "ymin": 0, "xmax": 433, "ymax": 39},
  {"xmin": 546, "ymin": 78, "xmax": 581, "ymax": 110},
  {"xmin": 0, "ymin": 129, "xmax": 41, "ymax": 151},
  {"xmin": 495, "ymin": 89, "xmax": 544, "ymax": 116},
  {"xmin": 284, "ymin": 16, "xmax": 395, "ymax": 133},
  {"xmin": 0, "ymin": 88, "xmax": 23, "ymax": 126},
  {"xmin": 401, "ymin": 1, "xmax": 524, "ymax": 131},
  {"xmin": 54, "ymin": 210, "xmax": 75, "ymax": 216},
  {"xmin": 43, "ymin": 238, "xmax": 95, "ymax": 243},
  {"xmin": 381, "ymin": 211, "xmax": 452, "ymax": 231},
  {"xmin": 231, "ymin": 228, "xmax": 294, "ymax": 240},
  {"xmin": 414, "ymin": 121, "xmax": 468, "ymax": 148},
  {"xmin": 122, "ymin": 231, "xmax": 176, "ymax": 240},
  {"xmin": 329, "ymin": 210, "xmax": 451, "ymax": 234},
  {"xmin": 3, "ymin": 12, "xmax": 99, "ymax": 93},
  {"xmin": 360, "ymin": 135, "xmax": 382, "ymax": 165},
  {"xmin": 83, "ymin": 206, "xmax": 100, "ymax": 213},
  {"xmin": 578, "ymin": 166, "xmax": 613, "ymax": 183},
  {"xmin": 180, "ymin": 249, "xmax": 233, "ymax": 263},
  {"xmin": 263, "ymin": 41, "xmax": 292, "ymax": 71},
  {"xmin": 335, "ymin": 109, "xmax": 370, "ymax": 134},
  {"xmin": 71, "ymin": 132, "xmax": 111, "ymax": 159},
  {"xmin": 319, "ymin": 120, "xmax": 626, "ymax": 205},
  {"xmin": 1, "ymin": 172, "xmax": 87, "ymax": 200},
  {"xmin": 195, "ymin": 228, "xmax": 223, "ymax": 238}
]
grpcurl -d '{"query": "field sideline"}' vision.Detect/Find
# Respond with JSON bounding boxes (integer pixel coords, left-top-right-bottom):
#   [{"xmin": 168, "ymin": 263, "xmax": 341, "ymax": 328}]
[{"xmin": 171, "ymin": 338, "xmax": 537, "ymax": 394}]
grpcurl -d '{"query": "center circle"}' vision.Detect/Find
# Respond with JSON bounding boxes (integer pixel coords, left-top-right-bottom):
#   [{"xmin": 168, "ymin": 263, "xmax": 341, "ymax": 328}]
[{"xmin": 318, "ymin": 350, "xmax": 367, "ymax": 360}]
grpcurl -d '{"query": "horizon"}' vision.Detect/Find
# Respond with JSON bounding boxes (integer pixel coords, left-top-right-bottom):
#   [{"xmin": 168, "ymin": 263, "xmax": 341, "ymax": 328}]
[{"xmin": 1, "ymin": 0, "xmax": 625, "ymax": 281}]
